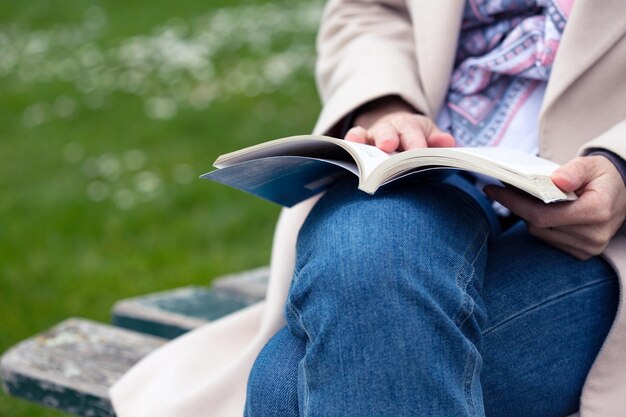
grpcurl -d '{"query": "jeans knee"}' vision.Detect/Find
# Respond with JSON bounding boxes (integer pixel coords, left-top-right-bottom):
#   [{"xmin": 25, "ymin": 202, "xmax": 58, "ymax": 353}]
[
  {"xmin": 292, "ymin": 188, "xmax": 417, "ymax": 307},
  {"xmin": 288, "ymin": 180, "xmax": 490, "ymax": 337},
  {"xmin": 297, "ymin": 179, "xmax": 487, "ymax": 265},
  {"xmin": 245, "ymin": 328, "xmax": 303, "ymax": 417}
]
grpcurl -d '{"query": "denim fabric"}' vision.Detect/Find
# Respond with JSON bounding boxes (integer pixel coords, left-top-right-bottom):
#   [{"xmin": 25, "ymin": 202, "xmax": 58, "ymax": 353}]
[
  {"xmin": 244, "ymin": 177, "xmax": 618, "ymax": 417},
  {"xmin": 244, "ymin": 327, "xmax": 306, "ymax": 416}
]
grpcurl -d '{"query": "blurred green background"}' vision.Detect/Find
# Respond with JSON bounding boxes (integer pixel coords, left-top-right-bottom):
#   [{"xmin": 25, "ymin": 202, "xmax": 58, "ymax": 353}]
[{"xmin": 0, "ymin": 0, "xmax": 322, "ymax": 415}]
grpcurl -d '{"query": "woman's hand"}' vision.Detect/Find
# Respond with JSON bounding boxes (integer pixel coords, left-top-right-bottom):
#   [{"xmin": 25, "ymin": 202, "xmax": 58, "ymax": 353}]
[
  {"xmin": 484, "ymin": 155, "xmax": 626, "ymax": 260},
  {"xmin": 344, "ymin": 96, "xmax": 455, "ymax": 152}
]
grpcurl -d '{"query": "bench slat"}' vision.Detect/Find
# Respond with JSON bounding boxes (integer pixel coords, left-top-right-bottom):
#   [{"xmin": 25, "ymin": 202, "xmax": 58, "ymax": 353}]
[
  {"xmin": 211, "ymin": 266, "xmax": 269, "ymax": 300},
  {"xmin": 112, "ymin": 267, "xmax": 269, "ymax": 339},
  {"xmin": 1, "ymin": 318, "xmax": 164, "ymax": 417},
  {"xmin": 112, "ymin": 287, "xmax": 255, "ymax": 339}
]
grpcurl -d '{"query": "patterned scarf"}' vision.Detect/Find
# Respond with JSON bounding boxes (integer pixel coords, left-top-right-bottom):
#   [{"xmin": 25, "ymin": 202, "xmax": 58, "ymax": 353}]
[{"xmin": 447, "ymin": 0, "xmax": 574, "ymax": 147}]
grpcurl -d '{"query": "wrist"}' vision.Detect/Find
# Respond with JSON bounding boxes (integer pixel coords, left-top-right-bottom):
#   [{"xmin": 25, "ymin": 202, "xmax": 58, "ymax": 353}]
[
  {"xmin": 587, "ymin": 150, "xmax": 626, "ymax": 186},
  {"xmin": 587, "ymin": 151, "xmax": 626, "ymax": 236}
]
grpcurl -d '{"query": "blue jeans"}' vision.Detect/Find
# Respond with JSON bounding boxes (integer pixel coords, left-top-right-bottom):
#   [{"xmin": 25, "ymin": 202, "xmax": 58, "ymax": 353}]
[{"xmin": 245, "ymin": 177, "xmax": 618, "ymax": 417}]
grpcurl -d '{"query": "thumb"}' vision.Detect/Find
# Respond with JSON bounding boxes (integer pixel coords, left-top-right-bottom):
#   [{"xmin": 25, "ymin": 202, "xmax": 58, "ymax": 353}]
[{"xmin": 551, "ymin": 157, "xmax": 597, "ymax": 193}]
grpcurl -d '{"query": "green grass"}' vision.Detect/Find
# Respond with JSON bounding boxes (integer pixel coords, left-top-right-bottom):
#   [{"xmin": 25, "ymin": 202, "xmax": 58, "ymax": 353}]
[{"xmin": 0, "ymin": 0, "xmax": 321, "ymax": 415}]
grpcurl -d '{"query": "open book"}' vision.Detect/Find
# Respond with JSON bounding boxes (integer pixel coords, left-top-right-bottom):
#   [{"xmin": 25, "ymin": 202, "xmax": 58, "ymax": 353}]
[{"xmin": 201, "ymin": 135, "xmax": 576, "ymax": 207}]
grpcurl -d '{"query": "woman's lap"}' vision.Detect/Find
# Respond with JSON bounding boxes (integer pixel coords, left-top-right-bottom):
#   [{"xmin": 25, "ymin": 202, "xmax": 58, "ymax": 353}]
[{"xmin": 245, "ymin": 177, "xmax": 618, "ymax": 417}]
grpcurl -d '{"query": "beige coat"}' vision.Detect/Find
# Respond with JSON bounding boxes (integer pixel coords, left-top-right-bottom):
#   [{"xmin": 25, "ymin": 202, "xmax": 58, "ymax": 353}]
[{"xmin": 110, "ymin": 1, "xmax": 626, "ymax": 416}]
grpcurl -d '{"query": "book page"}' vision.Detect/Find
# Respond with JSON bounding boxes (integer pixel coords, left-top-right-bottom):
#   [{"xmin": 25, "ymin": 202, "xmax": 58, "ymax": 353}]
[
  {"xmin": 215, "ymin": 136, "xmax": 357, "ymax": 168},
  {"xmin": 369, "ymin": 146, "xmax": 575, "ymax": 203},
  {"xmin": 214, "ymin": 135, "xmax": 394, "ymax": 182},
  {"xmin": 215, "ymin": 140, "xmax": 345, "ymax": 168},
  {"xmin": 340, "ymin": 141, "xmax": 393, "ymax": 178},
  {"xmin": 443, "ymin": 147, "xmax": 560, "ymax": 176}
]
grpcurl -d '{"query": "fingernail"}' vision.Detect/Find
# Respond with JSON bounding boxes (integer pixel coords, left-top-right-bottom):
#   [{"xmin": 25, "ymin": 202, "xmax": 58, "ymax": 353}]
[{"xmin": 555, "ymin": 171, "xmax": 573, "ymax": 184}]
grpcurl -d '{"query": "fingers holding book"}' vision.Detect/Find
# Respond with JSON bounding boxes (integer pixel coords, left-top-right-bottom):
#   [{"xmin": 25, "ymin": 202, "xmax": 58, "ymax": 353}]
[
  {"xmin": 344, "ymin": 96, "xmax": 455, "ymax": 152},
  {"xmin": 484, "ymin": 156, "xmax": 626, "ymax": 260}
]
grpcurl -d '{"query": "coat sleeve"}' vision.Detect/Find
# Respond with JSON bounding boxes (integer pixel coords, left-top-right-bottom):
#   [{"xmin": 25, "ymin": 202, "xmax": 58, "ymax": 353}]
[
  {"xmin": 579, "ymin": 119, "xmax": 626, "ymax": 161},
  {"xmin": 313, "ymin": 0, "xmax": 429, "ymax": 135},
  {"xmin": 578, "ymin": 119, "xmax": 626, "ymax": 236}
]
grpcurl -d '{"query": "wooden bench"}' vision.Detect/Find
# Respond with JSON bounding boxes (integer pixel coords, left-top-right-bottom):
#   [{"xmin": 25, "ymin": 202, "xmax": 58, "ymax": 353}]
[{"xmin": 0, "ymin": 267, "xmax": 269, "ymax": 417}]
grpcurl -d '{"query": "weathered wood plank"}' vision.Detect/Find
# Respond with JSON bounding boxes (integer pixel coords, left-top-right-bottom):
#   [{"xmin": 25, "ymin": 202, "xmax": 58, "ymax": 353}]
[
  {"xmin": 1, "ymin": 318, "xmax": 164, "ymax": 417},
  {"xmin": 112, "ymin": 287, "xmax": 256, "ymax": 339},
  {"xmin": 112, "ymin": 267, "xmax": 269, "ymax": 338},
  {"xmin": 211, "ymin": 266, "xmax": 269, "ymax": 300}
]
